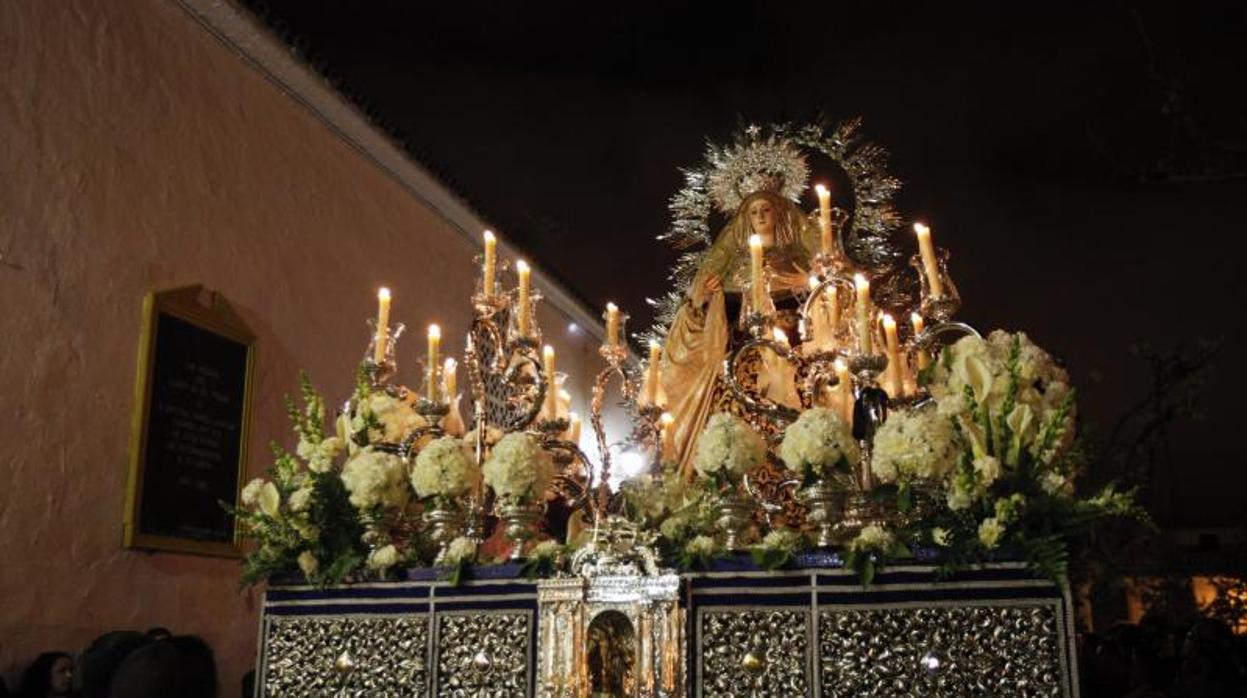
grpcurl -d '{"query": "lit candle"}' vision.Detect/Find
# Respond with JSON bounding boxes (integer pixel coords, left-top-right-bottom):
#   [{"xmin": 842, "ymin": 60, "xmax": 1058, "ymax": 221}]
[
  {"xmin": 516, "ymin": 260, "xmax": 531, "ymax": 337},
  {"xmin": 482, "ymin": 230, "xmax": 497, "ymax": 297},
  {"xmin": 542, "ymin": 345, "xmax": 557, "ymax": 420},
  {"xmin": 834, "ymin": 358, "xmax": 853, "ymax": 426},
  {"xmin": 914, "ymin": 222, "xmax": 945, "ymax": 298},
  {"xmin": 658, "ymin": 412, "xmax": 675, "ymax": 464},
  {"xmin": 772, "ymin": 327, "xmax": 790, "ymax": 348},
  {"xmin": 643, "ymin": 340, "xmax": 663, "ymax": 406},
  {"xmin": 854, "ymin": 273, "xmax": 873, "ymax": 354},
  {"xmin": 605, "ymin": 302, "xmax": 620, "ymax": 346},
  {"xmin": 426, "ymin": 324, "xmax": 441, "ymax": 401},
  {"xmin": 815, "ymin": 184, "xmax": 833, "ymax": 255},
  {"xmin": 374, "ymin": 287, "xmax": 391, "ymax": 364},
  {"xmin": 443, "ymin": 357, "xmax": 457, "ymax": 398},
  {"xmin": 749, "ymin": 234, "xmax": 765, "ymax": 313},
  {"xmin": 882, "ymin": 313, "xmax": 901, "ymax": 396},
  {"xmin": 911, "ymin": 312, "xmax": 929, "ymax": 371},
  {"xmin": 567, "ymin": 412, "xmax": 582, "ymax": 444}
]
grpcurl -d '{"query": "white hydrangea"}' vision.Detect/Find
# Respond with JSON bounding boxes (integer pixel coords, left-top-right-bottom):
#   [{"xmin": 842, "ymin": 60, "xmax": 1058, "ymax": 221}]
[
  {"xmin": 240, "ymin": 478, "xmax": 265, "ymax": 507},
  {"xmin": 694, "ymin": 413, "xmax": 766, "ymax": 482},
  {"xmin": 297, "ymin": 550, "xmax": 319, "ymax": 577},
  {"xmin": 441, "ymin": 536, "xmax": 478, "ymax": 566},
  {"xmin": 849, "ymin": 524, "xmax": 895, "ymax": 553},
  {"xmin": 411, "ymin": 436, "xmax": 479, "ymax": 500},
  {"xmin": 482, "ymin": 433, "xmax": 554, "ymax": 503},
  {"xmin": 978, "ymin": 517, "xmax": 1005, "ymax": 549},
  {"xmin": 353, "ymin": 392, "xmax": 423, "ymax": 445},
  {"xmin": 870, "ymin": 407, "xmax": 961, "ymax": 484},
  {"xmin": 528, "ymin": 540, "xmax": 562, "ymax": 561},
  {"xmin": 366, "ymin": 544, "xmax": 400, "ymax": 572},
  {"xmin": 340, "ymin": 447, "xmax": 410, "ymax": 511},
  {"xmin": 779, "ymin": 408, "xmax": 859, "ymax": 481},
  {"xmin": 685, "ymin": 535, "xmax": 717, "ymax": 556},
  {"xmin": 759, "ymin": 527, "xmax": 802, "ymax": 551}
]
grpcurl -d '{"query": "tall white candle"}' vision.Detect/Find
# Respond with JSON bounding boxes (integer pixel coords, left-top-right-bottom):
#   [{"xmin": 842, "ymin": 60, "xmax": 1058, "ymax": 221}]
[
  {"xmin": 605, "ymin": 303, "xmax": 620, "ymax": 347},
  {"xmin": 658, "ymin": 412, "xmax": 675, "ymax": 464},
  {"xmin": 834, "ymin": 358, "xmax": 853, "ymax": 426},
  {"xmin": 516, "ymin": 260, "xmax": 531, "ymax": 337},
  {"xmin": 374, "ymin": 287, "xmax": 391, "ymax": 363},
  {"xmin": 882, "ymin": 313, "xmax": 901, "ymax": 396},
  {"xmin": 542, "ymin": 345, "xmax": 557, "ymax": 420},
  {"xmin": 482, "ymin": 230, "xmax": 497, "ymax": 297},
  {"xmin": 643, "ymin": 340, "xmax": 662, "ymax": 406},
  {"xmin": 815, "ymin": 184, "xmax": 833, "ymax": 255},
  {"xmin": 911, "ymin": 312, "xmax": 929, "ymax": 371},
  {"xmin": 854, "ymin": 273, "xmax": 873, "ymax": 354},
  {"xmin": 443, "ymin": 357, "xmax": 457, "ymax": 398},
  {"xmin": 426, "ymin": 324, "xmax": 441, "ymax": 401},
  {"xmin": 749, "ymin": 234, "xmax": 765, "ymax": 313},
  {"xmin": 567, "ymin": 412, "xmax": 582, "ymax": 444},
  {"xmin": 914, "ymin": 223, "xmax": 944, "ymax": 298}
]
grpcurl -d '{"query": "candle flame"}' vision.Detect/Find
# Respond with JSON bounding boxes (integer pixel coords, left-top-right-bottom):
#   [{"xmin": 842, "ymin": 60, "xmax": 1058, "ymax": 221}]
[
  {"xmin": 483, "ymin": 229, "xmax": 495, "ymax": 243},
  {"xmin": 659, "ymin": 412, "xmax": 674, "ymax": 427},
  {"xmin": 834, "ymin": 358, "xmax": 848, "ymax": 372},
  {"xmin": 516, "ymin": 259, "xmax": 529, "ymax": 274},
  {"xmin": 911, "ymin": 312, "xmax": 924, "ymax": 328},
  {"xmin": 854, "ymin": 273, "xmax": 869, "ymax": 290},
  {"xmin": 808, "ymin": 275, "xmax": 820, "ymax": 290},
  {"xmin": 772, "ymin": 327, "xmax": 789, "ymax": 344},
  {"xmin": 428, "ymin": 324, "xmax": 440, "ymax": 339},
  {"xmin": 543, "ymin": 344, "xmax": 555, "ymax": 359},
  {"xmin": 815, "ymin": 183, "xmax": 829, "ymax": 196},
  {"xmin": 378, "ymin": 287, "xmax": 391, "ymax": 301},
  {"xmin": 913, "ymin": 222, "xmax": 930, "ymax": 236},
  {"xmin": 882, "ymin": 313, "xmax": 896, "ymax": 329},
  {"xmin": 749, "ymin": 233, "xmax": 762, "ymax": 248},
  {"xmin": 606, "ymin": 301, "xmax": 618, "ymax": 312},
  {"xmin": 443, "ymin": 357, "xmax": 456, "ymax": 372},
  {"xmin": 649, "ymin": 339, "xmax": 660, "ymax": 350}
]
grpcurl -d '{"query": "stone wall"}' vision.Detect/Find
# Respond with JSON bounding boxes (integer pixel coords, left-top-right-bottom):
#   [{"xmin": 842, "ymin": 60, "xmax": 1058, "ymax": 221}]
[{"xmin": 0, "ymin": 0, "xmax": 604, "ymax": 689}]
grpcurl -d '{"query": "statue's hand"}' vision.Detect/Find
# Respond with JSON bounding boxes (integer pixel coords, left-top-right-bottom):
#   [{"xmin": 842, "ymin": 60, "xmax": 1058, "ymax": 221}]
[{"xmin": 703, "ymin": 274, "xmax": 723, "ymax": 294}]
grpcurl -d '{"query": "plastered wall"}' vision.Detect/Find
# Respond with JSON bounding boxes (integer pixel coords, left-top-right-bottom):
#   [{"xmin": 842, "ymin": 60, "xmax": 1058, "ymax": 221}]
[{"xmin": 0, "ymin": 0, "xmax": 603, "ymax": 688}]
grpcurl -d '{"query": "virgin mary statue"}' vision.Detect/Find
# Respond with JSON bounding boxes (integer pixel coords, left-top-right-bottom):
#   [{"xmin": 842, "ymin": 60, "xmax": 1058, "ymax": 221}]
[{"xmin": 660, "ymin": 189, "xmax": 819, "ymax": 479}]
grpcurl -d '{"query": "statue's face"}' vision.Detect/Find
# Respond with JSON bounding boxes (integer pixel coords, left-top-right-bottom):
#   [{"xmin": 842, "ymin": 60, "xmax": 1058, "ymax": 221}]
[{"xmin": 746, "ymin": 198, "xmax": 776, "ymax": 238}]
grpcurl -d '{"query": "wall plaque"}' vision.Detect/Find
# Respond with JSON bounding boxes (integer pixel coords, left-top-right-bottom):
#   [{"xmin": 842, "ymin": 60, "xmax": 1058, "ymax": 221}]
[{"xmin": 124, "ymin": 286, "xmax": 255, "ymax": 556}]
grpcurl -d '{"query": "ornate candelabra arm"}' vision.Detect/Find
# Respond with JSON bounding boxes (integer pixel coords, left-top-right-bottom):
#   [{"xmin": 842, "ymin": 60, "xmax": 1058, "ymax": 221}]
[
  {"xmin": 502, "ymin": 336, "xmax": 549, "ymax": 431},
  {"xmin": 913, "ymin": 320, "xmax": 981, "ymax": 352},
  {"xmin": 723, "ymin": 337, "xmax": 804, "ymax": 424},
  {"xmin": 589, "ymin": 344, "xmax": 632, "ymax": 519}
]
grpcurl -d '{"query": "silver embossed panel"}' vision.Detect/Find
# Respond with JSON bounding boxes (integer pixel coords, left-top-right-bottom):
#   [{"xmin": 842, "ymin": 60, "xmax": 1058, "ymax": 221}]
[
  {"xmin": 262, "ymin": 615, "xmax": 428, "ymax": 697},
  {"xmin": 436, "ymin": 611, "xmax": 532, "ymax": 697},
  {"xmin": 699, "ymin": 608, "xmax": 811, "ymax": 697},
  {"xmin": 819, "ymin": 604, "xmax": 1064, "ymax": 697}
]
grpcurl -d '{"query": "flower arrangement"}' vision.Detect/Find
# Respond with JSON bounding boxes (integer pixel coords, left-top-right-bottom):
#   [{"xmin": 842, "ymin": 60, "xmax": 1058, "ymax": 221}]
[
  {"xmin": 750, "ymin": 527, "xmax": 805, "ymax": 570},
  {"xmin": 482, "ymin": 432, "xmax": 554, "ymax": 504},
  {"xmin": 870, "ymin": 405, "xmax": 959, "ymax": 485},
  {"xmin": 340, "ymin": 446, "xmax": 410, "ymax": 512},
  {"xmin": 411, "ymin": 436, "xmax": 479, "ymax": 502},
  {"xmin": 778, "ymin": 407, "xmax": 859, "ymax": 485},
  {"xmin": 693, "ymin": 412, "xmax": 766, "ymax": 487},
  {"xmin": 348, "ymin": 372, "xmax": 424, "ymax": 447}
]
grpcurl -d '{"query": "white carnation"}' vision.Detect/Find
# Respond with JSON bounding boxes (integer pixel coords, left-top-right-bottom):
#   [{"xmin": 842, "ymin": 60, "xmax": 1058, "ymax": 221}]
[
  {"xmin": 694, "ymin": 413, "xmax": 766, "ymax": 482},
  {"xmin": 341, "ymin": 447, "xmax": 411, "ymax": 511},
  {"xmin": 482, "ymin": 433, "xmax": 554, "ymax": 503},
  {"xmin": 297, "ymin": 550, "xmax": 319, "ymax": 577},
  {"xmin": 288, "ymin": 486, "xmax": 313, "ymax": 513},
  {"xmin": 367, "ymin": 544, "xmax": 400, "ymax": 572},
  {"xmin": 870, "ymin": 407, "xmax": 961, "ymax": 484},
  {"xmin": 978, "ymin": 517, "xmax": 1005, "ymax": 549},
  {"xmin": 779, "ymin": 408, "xmax": 859, "ymax": 480},
  {"xmin": 441, "ymin": 536, "xmax": 478, "ymax": 566},
  {"xmin": 412, "ymin": 436, "xmax": 479, "ymax": 499},
  {"xmin": 241, "ymin": 478, "xmax": 265, "ymax": 507}
]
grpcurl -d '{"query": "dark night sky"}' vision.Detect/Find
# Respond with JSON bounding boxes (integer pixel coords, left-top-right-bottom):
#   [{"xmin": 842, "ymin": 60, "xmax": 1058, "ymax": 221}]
[{"xmin": 239, "ymin": 1, "xmax": 1246, "ymax": 524}]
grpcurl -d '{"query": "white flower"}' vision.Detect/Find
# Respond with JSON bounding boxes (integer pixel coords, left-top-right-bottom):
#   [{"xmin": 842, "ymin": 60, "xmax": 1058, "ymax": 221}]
[
  {"xmin": 932, "ymin": 527, "xmax": 950, "ymax": 546},
  {"xmin": 850, "ymin": 524, "xmax": 895, "ymax": 553},
  {"xmin": 694, "ymin": 413, "xmax": 766, "ymax": 482},
  {"xmin": 367, "ymin": 544, "xmax": 400, "ymax": 572},
  {"xmin": 353, "ymin": 392, "xmax": 423, "ymax": 445},
  {"xmin": 973, "ymin": 455, "xmax": 1001, "ymax": 486},
  {"xmin": 441, "ymin": 536, "xmax": 478, "ymax": 566},
  {"xmin": 946, "ymin": 487, "xmax": 973, "ymax": 511},
  {"xmin": 412, "ymin": 436, "xmax": 479, "ymax": 500},
  {"xmin": 759, "ymin": 528, "xmax": 801, "ymax": 551},
  {"xmin": 779, "ymin": 408, "xmax": 859, "ymax": 480},
  {"xmin": 978, "ymin": 517, "xmax": 1005, "ymax": 549},
  {"xmin": 241, "ymin": 478, "xmax": 265, "ymax": 507},
  {"xmin": 258, "ymin": 482, "xmax": 281, "ymax": 518},
  {"xmin": 685, "ymin": 535, "xmax": 717, "ymax": 556},
  {"xmin": 482, "ymin": 433, "xmax": 554, "ymax": 503},
  {"xmin": 528, "ymin": 540, "xmax": 562, "ymax": 561},
  {"xmin": 871, "ymin": 407, "xmax": 961, "ymax": 484},
  {"xmin": 288, "ymin": 486, "xmax": 313, "ymax": 513},
  {"xmin": 994, "ymin": 493, "xmax": 1026, "ymax": 523},
  {"xmin": 299, "ymin": 436, "xmax": 344, "ymax": 473},
  {"xmin": 341, "ymin": 447, "xmax": 410, "ymax": 510},
  {"xmin": 293, "ymin": 521, "xmax": 319, "ymax": 543},
  {"xmin": 1041, "ymin": 470, "xmax": 1069, "ymax": 496},
  {"xmin": 297, "ymin": 550, "xmax": 319, "ymax": 577}
]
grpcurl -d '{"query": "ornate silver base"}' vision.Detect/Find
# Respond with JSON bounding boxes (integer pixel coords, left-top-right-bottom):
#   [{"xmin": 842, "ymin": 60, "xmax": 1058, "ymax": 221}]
[
  {"xmin": 499, "ymin": 502, "xmax": 545, "ymax": 561},
  {"xmin": 715, "ymin": 495, "xmax": 755, "ymax": 552},
  {"xmin": 796, "ymin": 482, "xmax": 842, "ymax": 548}
]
